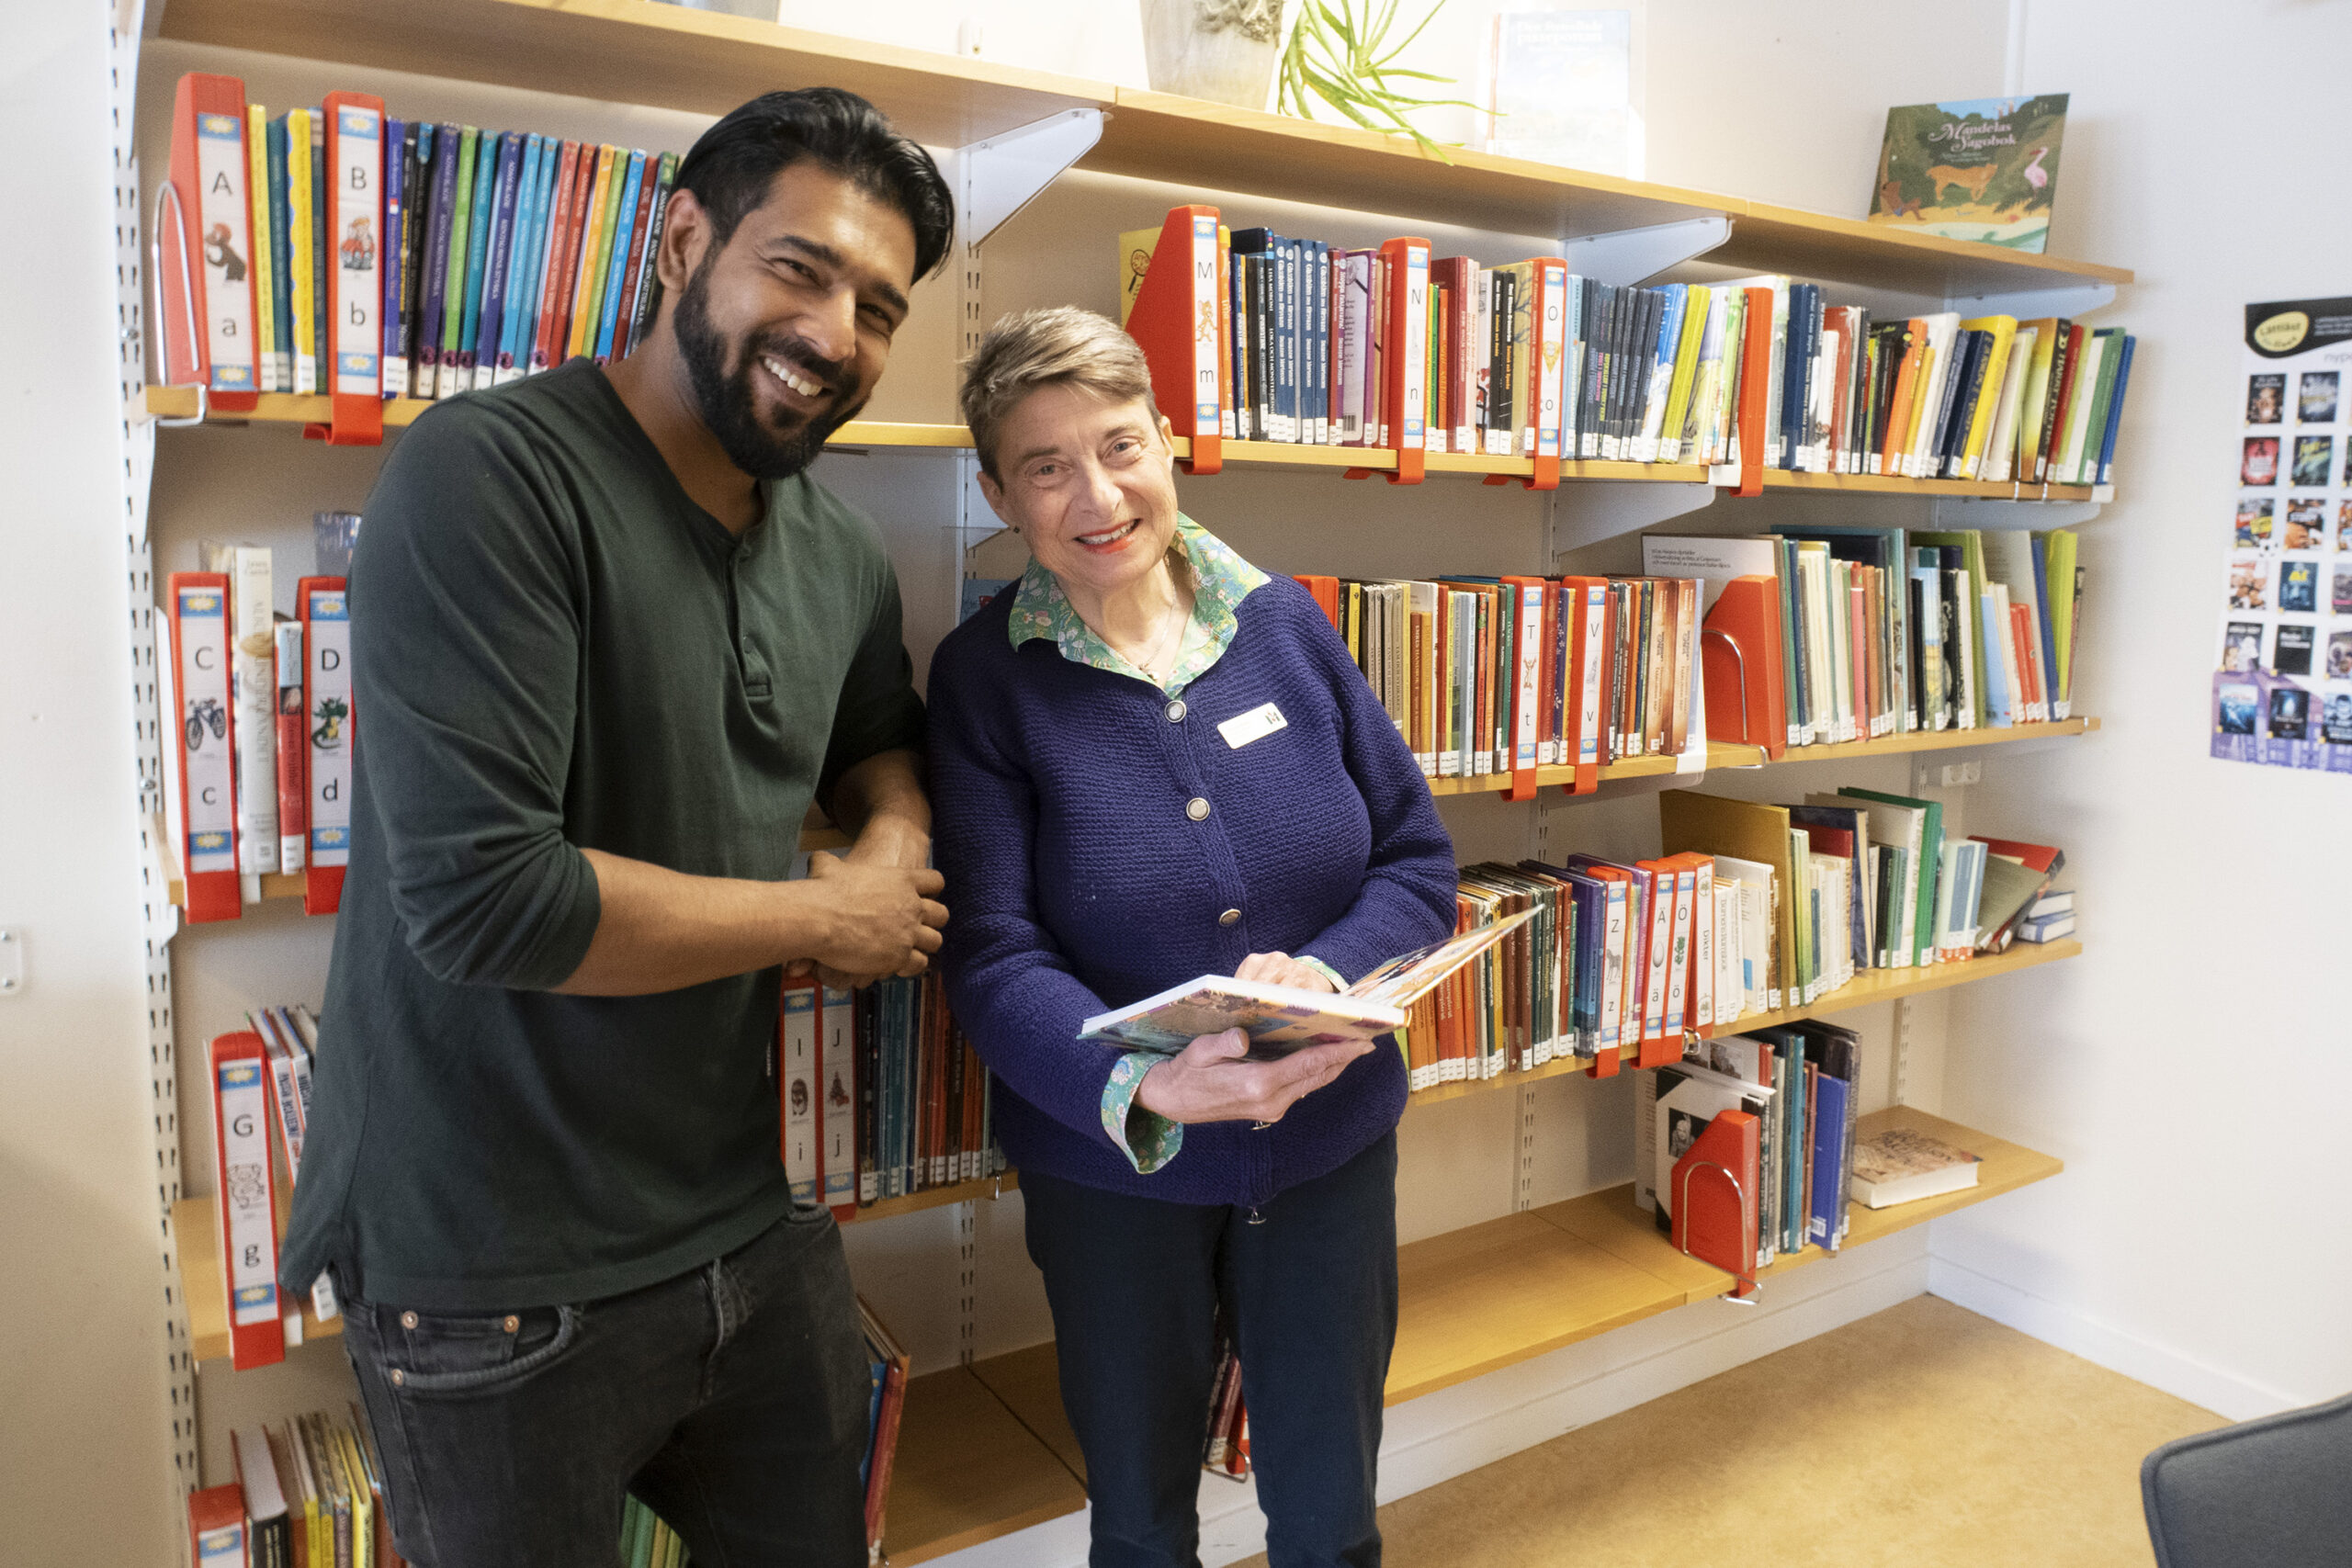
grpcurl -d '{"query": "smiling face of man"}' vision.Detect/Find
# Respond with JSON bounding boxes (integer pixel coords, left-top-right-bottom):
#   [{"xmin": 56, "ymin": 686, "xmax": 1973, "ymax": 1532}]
[{"xmin": 670, "ymin": 161, "xmax": 918, "ymax": 481}]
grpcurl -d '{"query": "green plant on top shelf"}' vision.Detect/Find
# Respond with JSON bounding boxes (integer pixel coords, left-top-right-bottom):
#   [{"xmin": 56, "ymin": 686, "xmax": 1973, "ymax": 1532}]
[{"xmin": 1276, "ymin": 0, "xmax": 1476, "ymax": 163}]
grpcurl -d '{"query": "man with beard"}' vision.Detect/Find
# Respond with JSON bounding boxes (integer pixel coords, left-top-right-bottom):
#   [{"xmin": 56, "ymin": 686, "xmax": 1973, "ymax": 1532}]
[{"xmin": 278, "ymin": 90, "xmax": 954, "ymax": 1568}]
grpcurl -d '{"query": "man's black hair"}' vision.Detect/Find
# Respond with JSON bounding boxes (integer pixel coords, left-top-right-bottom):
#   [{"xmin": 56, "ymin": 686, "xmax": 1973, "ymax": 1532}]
[{"xmin": 674, "ymin": 87, "xmax": 955, "ymax": 282}]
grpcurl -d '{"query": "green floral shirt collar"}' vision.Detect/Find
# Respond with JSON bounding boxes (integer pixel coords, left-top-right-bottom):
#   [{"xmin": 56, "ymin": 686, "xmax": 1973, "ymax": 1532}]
[{"xmin": 1005, "ymin": 514, "xmax": 1269, "ymax": 696}]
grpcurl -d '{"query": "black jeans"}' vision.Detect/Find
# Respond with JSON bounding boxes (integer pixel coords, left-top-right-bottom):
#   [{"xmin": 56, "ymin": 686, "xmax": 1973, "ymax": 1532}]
[
  {"xmin": 339, "ymin": 1204, "xmax": 870, "ymax": 1568},
  {"xmin": 1022, "ymin": 1130, "xmax": 1399, "ymax": 1568}
]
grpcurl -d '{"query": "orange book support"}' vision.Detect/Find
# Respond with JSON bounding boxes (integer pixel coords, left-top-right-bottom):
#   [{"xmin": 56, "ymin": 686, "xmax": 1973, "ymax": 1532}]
[
  {"xmin": 1558, "ymin": 576, "xmax": 1611, "ymax": 796},
  {"xmin": 1123, "ymin": 205, "xmax": 1227, "ymax": 475},
  {"xmin": 1498, "ymin": 576, "xmax": 1552, "ymax": 802},
  {"xmin": 1728, "ymin": 285, "xmax": 1773, "ymax": 497},
  {"xmin": 1700, "ymin": 576, "xmax": 1787, "ymax": 759},
  {"xmin": 306, "ymin": 92, "xmax": 389, "ymax": 446},
  {"xmin": 163, "ymin": 73, "xmax": 262, "ymax": 412},
  {"xmin": 1672, "ymin": 1108, "xmax": 1761, "ymax": 1301}
]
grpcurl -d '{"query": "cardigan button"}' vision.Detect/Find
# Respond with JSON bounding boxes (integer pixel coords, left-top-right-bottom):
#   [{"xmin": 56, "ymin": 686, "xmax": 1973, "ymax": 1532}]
[
  {"xmin": 1185, "ymin": 797, "xmax": 1210, "ymax": 821},
  {"xmin": 1218, "ymin": 908, "xmax": 1240, "ymax": 927},
  {"xmin": 1165, "ymin": 699, "xmax": 1187, "ymax": 723}
]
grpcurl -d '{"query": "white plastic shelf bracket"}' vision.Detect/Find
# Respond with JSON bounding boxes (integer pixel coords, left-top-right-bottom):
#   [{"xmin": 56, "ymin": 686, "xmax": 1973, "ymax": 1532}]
[
  {"xmin": 1944, "ymin": 280, "xmax": 2116, "ymax": 322},
  {"xmin": 1560, "ymin": 216, "xmax": 1733, "ymax": 287}
]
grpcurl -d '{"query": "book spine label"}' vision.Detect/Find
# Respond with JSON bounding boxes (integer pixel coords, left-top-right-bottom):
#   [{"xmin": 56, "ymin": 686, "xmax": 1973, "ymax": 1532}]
[
  {"xmin": 213, "ymin": 1050, "xmax": 279, "ymax": 1327},
  {"xmin": 381, "ymin": 119, "xmax": 408, "ymax": 399},
  {"xmin": 175, "ymin": 584, "xmax": 238, "ymax": 877},
  {"xmin": 1190, "ymin": 214, "xmax": 1223, "ymax": 442},
  {"xmin": 329, "ymin": 105, "xmax": 383, "ymax": 399},
  {"xmin": 195, "ymin": 110, "xmax": 260, "ymax": 394},
  {"xmin": 304, "ymin": 589, "xmax": 353, "ymax": 867},
  {"xmin": 782, "ymin": 988, "xmax": 818, "ymax": 1204}
]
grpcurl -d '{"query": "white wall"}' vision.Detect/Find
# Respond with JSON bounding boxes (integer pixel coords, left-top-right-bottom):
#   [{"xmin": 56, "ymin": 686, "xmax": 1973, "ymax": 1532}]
[
  {"xmin": 1929, "ymin": 0, "xmax": 2352, "ymax": 1419},
  {"xmin": 0, "ymin": 6, "xmax": 183, "ymax": 1566}
]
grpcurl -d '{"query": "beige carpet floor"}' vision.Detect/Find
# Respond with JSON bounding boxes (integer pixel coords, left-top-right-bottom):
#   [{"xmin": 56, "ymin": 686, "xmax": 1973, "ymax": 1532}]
[{"xmin": 1237, "ymin": 1294, "xmax": 2226, "ymax": 1568}]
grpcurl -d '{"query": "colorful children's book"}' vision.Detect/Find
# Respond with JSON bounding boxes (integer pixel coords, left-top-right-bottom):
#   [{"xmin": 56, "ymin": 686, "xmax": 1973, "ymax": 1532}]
[
  {"xmin": 1866, "ymin": 96, "xmax": 2068, "ymax": 254},
  {"xmin": 1080, "ymin": 910, "xmax": 1537, "ymax": 1057}
]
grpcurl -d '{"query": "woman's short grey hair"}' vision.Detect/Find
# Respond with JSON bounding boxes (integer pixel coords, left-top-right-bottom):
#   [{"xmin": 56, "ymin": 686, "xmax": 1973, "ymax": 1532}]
[{"xmin": 959, "ymin": 306, "xmax": 1161, "ymax": 479}]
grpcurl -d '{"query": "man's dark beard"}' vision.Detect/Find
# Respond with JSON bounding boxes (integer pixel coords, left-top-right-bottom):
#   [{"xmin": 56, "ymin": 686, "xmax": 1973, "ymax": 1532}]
[{"xmin": 673, "ymin": 254, "xmax": 866, "ymax": 480}]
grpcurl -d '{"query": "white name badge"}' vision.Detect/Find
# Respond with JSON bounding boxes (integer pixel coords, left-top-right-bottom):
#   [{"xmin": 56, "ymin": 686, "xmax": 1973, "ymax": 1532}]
[{"xmin": 1217, "ymin": 702, "xmax": 1288, "ymax": 750}]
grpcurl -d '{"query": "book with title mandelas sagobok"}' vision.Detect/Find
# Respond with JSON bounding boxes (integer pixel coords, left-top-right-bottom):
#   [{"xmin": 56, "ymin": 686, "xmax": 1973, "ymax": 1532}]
[{"xmin": 1866, "ymin": 96, "xmax": 2067, "ymax": 254}]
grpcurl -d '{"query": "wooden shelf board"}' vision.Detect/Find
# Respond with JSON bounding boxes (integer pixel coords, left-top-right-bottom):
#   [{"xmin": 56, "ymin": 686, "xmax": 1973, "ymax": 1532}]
[
  {"xmin": 162, "ymin": 813, "xmax": 849, "ymax": 909},
  {"xmin": 1703, "ymin": 716, "xmax": 2100, "ymax": 770},
  {"xmin": 143, "ymin": 389, "xmax": 2112, "ymax": 504},
  {"xmin": 967, "ymin": 1340, "xmax": 1088, "ymax": 1483},
  {"xmin": 154, "ymin": 2, "xmax": 2129, "ymax": 299},
  {"xmin": 854, "ymin": 1171, "xmax": 1019, "ymax": 1224},
  {"xmin": 1422, "ymin": 717, "xmax": 2098, "ymax": 802},
  {"xmin": 1536, "ymin": 1104, "xmax": 2064, "ymax": 1297},
  {"xmin": 1385, "ymin": 1210, "xmax": 1689, "ymax": 1404},
  {"xmin": 174, "ymin": 1197, "xmax": 344, "ymax": 1364},
  {"xmin": 175, "ymin": 1176, "xmax": 1013, "ymax": 1366},
  {"xmin": 141, "ymin": 387, "xmax": 967, "ymax": 454},
  {"xmin": 156, "ymin": 0, "xmax": 1113, "ymax": 149},
  {"xmin": 1753, "ymin": 468, "xmax": 2098, "ymax": 502},
  {"xmin": 958, "ymin": 1107, "xmax": 2057, "ymax": 1485},
  {"xmin": 1403, "ymin": 939, "xmax": 2082, "ymax": 1111},
  {"xmin": 886, "ymin": 1363, "xmax": 1089, "ymax": 1565}
]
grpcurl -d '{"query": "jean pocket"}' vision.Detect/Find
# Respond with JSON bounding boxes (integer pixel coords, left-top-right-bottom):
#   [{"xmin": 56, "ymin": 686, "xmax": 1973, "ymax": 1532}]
[{"xmin": 377, "ymin": 1303, "xmax": 582, "ymax": 1395}]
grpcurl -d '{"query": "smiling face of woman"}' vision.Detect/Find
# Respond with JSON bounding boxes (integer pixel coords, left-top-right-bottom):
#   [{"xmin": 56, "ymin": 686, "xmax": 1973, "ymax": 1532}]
[{"xmin": 978, "ymin": 382, "xmax": 1182, "ymax": 606}]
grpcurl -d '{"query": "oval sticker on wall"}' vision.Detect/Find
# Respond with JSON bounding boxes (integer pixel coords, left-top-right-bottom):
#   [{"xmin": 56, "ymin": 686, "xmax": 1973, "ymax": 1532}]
[{"xmin": 2254, "ymin": 310, "xmax": 2311, "ymax": 354}]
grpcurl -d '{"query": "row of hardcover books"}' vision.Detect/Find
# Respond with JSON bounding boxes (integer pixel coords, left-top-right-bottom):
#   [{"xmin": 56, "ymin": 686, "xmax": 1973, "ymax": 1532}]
[
  {"xmin": 191, "ymin": 1411, "xmax": 398, "ymax": 1568},
  {"xmin": 1645, "ymin": 524, "xmax": 2084, "ymax": 752},
  {"xmin": 1117, "ymin": 205, "xmax": 2133, "ymax": 486},
  {"xmin": 162, "ymin": 546, "xmax": 356, "ymax": 925},
  {"xmin": 160, "ymin": 72, "xmax": 672, "ymax": 413},
  {"xmin": 778, "ymin": 976, "xmax": 1004, "ymax": 1218},
  {"xmin": 618, "ymin": 1497, "xmax": 691, "ymax": 1568},
  {"xmin": 1390, "ymin": 792, "xmax": 2064, "ymax": 1091}
]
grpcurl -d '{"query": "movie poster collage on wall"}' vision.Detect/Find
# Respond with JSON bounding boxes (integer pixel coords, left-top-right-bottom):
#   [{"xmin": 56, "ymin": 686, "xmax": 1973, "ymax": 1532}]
[{"xmin": 2215, "ymin": 296, "xmax": 2352, "ymax": 771}]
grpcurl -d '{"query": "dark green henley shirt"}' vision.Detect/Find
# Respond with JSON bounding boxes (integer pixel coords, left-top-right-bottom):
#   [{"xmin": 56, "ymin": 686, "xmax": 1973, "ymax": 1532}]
[{"xmin": 278, "ymin": 358, "xmax": 924, "ymax": 1312}]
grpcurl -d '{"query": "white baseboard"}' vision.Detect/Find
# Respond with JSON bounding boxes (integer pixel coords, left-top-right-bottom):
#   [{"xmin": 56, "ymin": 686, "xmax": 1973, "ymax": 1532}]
[
  {"xmin": 1926, "ymin": 1254, "xmax": 2298, "ymax": 1424},
  {"xmin": 932, "ymin": 1231, "xmax": 1930, "ymax": 1568}
]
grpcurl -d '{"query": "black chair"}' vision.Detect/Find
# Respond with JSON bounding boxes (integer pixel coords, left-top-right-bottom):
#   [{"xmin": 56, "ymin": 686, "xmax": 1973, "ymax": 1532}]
[{"xmin": 2142, "ymin": 1392, "xmax": 2352, "ymax": 1567}]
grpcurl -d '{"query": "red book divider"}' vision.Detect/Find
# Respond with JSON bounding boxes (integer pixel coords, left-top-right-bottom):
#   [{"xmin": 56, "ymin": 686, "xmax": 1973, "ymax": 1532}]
[
  {"xmin": 209, "ymin": 1030, "xmax": 288, "ymax": 1370},
  {"xmin": 1699, "ymin": 577, "xmax": 1788, "ymax": 761},
  {"xmin": 1559, "ymin": 576, "xmax": 1611, "ymax": 797},
  {"xmin": 306, "ymin": 92, "xmax": 389, "ymax": 446},
  {"xmin": 1122, "ymin": 205, "xmax": 1226, "ymax": 475},
  {"xmin": 165, "ymin": 572, "xmax": 243, "ymax": 923},
  {"xmin": 1672, "ymin": 1107, "xmax": 1761, "ymax": 1300},
  {"xmin": 297, "ymin": 578, "xmax": 352, "ymax": 914},
  {"xmin": 1730, "ymin": 285, "xmax": 1773, "ymax": 498},
  {"xmin": 1498, "ymin": 576, "xmax": 1552, "ymax": 802},
  {"xmin": 164, "ymin": 73, "xmax": 262, "ymax": 412}
]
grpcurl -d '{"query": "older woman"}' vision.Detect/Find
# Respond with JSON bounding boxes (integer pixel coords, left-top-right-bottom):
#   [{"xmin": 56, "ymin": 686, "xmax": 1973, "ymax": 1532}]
[{"xmin": 927, "ymin": 306, "xmax": 1455, "ymax": 1568}]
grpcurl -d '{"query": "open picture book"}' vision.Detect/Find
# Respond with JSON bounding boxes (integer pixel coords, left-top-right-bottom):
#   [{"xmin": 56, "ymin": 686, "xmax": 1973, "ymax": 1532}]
[{"xmin": 1079, "ymin": 910, "xmax": 1538, "ymax": 1059}]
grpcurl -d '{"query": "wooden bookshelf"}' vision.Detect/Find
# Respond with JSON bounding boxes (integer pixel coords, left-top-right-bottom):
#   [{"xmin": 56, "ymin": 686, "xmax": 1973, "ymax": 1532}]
[
  {"xmin": 962, "ymin": 1103, "xmax": 2056, "ymax": 1508},
  {"xmin": 159, "ymin": 812, "xmax": 851, "ymax": 910},
  {"xmin": 174, "ymin": 1176, "xmax": 1016, "ymax": 1363},
  {"xmin": 1403, "ymin": 939, "xmax": 2083, "ymax": 1111},
  {"xmin": 885, "ymin": 1363, "xmax": 1088, "ymax": 1564},
  {"xmin": 136, "ymin": 389, "xmax": 2106, "ymax": 502},
  {"xmin": 1413, "ymin": 716, "xmax": 2098, "ymax": 800},
  {"xmin": 155, "ymin": 0, "xmax": 2130, "ymax": 300}
]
